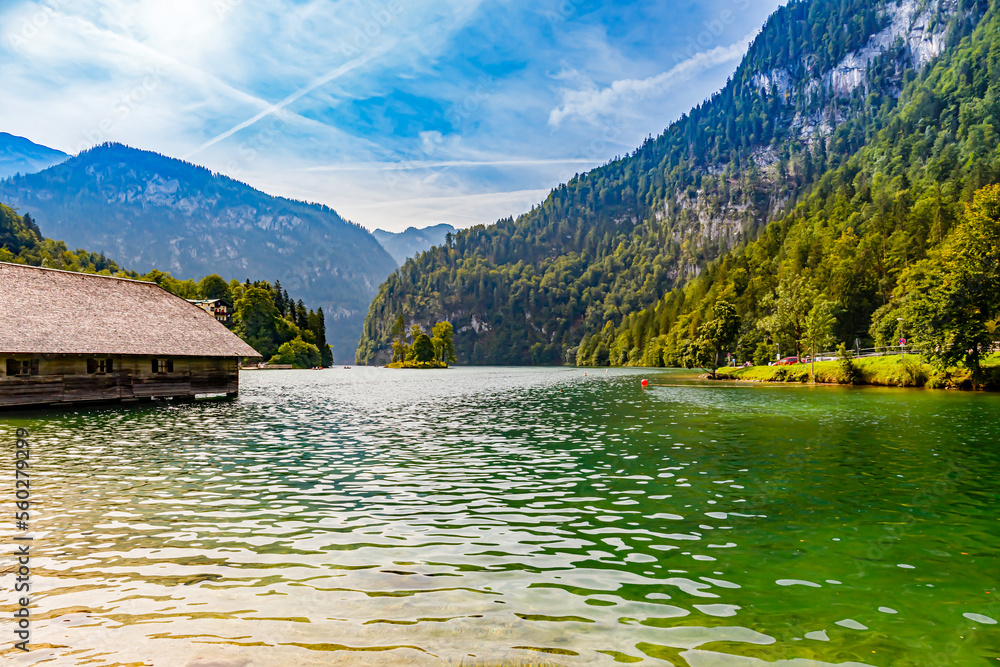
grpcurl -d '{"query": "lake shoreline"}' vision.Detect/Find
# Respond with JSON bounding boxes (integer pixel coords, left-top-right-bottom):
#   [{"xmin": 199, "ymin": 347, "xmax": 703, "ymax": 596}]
[
  {"xmin": 705, "ymin": 355, "xmax": 1000, "ymax": 391},
  {"xmin": 706, "ymin": 373, "xmax": 990, "ymax": 390}
]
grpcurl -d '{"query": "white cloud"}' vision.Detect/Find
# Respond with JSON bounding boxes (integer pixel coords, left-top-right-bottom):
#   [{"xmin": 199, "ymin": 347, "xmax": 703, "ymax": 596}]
[
  {"xmin": 0, "ymin": 0, "xmax": 781, "ymax": 233},
  {"xmin": 548, "ymin": 32, "xmax": 757, "ymax": 127},
  {"xmin": 0, "ymin": 2, "xmax": 336, "ymax": 155},
  {"xmin": 306, "ymin": 158, "xmax": 601, "ymax": 172}
]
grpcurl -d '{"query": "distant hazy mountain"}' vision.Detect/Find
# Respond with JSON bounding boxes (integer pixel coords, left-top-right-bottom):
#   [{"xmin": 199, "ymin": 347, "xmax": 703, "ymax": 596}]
[
  {"xmin": 0, "ymin": 133, "xmax": 68, "ymax": 179},
  {"xmin": 372, "ymin": 223, "xmax": 456, "ymax": 265},
  {"xmin": 0, "ymin": 142, "xmax": 397, "ymax": 362}
]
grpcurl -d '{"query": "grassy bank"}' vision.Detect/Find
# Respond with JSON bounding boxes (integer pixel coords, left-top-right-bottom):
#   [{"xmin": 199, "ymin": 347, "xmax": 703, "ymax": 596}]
[{"xmin": 718, "ymin": 354, "xmax": 1000, "ymax": 390}]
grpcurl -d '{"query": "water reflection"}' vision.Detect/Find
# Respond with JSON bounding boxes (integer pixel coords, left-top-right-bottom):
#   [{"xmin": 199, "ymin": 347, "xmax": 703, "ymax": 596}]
[{"xmin": 0, "ymin": 367, "xmax": 997, "ymax": 665}]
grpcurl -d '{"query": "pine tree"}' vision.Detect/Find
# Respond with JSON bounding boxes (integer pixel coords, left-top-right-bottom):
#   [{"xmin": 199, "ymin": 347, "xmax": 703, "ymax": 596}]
[
  {"xmin": 21, "ymin": 213, "xmax": 42, "ymax": 240},
  {"xmin": 296, "ymin": 299, "xmax": 308, "ymax": 330},
  {"xmin": 273, "ymin": 280, "xmax": 285, "ymax": 314}
]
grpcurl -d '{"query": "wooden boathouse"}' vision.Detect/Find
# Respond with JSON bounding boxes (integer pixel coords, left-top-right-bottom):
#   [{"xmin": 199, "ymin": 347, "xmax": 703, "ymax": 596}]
[{"xmin": 0, "ymin": 262, "xmax": 260, "ymax": 409}]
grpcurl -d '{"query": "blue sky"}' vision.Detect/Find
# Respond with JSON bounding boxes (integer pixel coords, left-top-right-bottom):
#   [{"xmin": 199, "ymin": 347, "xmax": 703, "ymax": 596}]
[{"xmin": 0, "ymin": 0, "xmax": 782, "ymax": 232}]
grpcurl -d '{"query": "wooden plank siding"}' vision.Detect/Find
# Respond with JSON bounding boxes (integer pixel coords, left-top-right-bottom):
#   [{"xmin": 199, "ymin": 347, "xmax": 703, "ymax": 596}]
[{"xmin": 0, "ymin": 355, "xmax": 239, "ymax": 408}]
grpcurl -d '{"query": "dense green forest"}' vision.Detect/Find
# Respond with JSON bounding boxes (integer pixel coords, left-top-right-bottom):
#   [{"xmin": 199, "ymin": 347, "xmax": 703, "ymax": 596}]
[
  {"xmin": 229, "ymin": 279, "xmax": 332, "ymax": 367},
  {"xmin": 357, "ymin": 0, "xmax": 995, "ymax": 367},
  {"xmin": 579, "ymin": 3, "xmax": 1000, "ymax": 374},
  {"xmin": 1, "ymin": 201, "xmax": 332, "ymax": 367}
]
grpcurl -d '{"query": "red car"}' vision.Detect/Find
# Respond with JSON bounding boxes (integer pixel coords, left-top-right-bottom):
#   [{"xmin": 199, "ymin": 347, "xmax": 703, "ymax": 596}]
[{"xmin": 776, "ymin": 356, "xmax": 799, "ymax": 365}]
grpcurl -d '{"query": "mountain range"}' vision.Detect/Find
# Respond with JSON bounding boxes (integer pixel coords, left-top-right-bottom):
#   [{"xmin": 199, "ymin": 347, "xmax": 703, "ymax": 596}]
[
  {"xmin": 0, "ymin": 132, "xmax": 68, "ymax": 180},
  {"xmin": 356, "ymin": 0, "xmax": 996, "ymax": 365},
  {"xmin": 0, "ymin": 143, "xmax": 397, "ymax": 362},
  {"xmin": 372, "ymin": 224, "xmax": 456, "ymax": 265}
]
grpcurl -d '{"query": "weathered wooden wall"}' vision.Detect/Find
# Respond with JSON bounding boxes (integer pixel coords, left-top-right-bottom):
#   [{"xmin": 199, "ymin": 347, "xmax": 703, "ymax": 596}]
[{"xmin": 0, "ymin": 356, "xmax": 239, "ymax": 408}]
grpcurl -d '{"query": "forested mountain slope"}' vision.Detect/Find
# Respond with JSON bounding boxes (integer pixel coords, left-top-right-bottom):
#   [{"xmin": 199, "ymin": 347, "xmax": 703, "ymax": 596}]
[
  {"xmin": 0, "ymin": 143, "xmax": 397, "ymax": 362},
  {"xmin": 584, "ymin": 0, "xmax": 1000, "ymax": 368},
  {"xmin": 0, "ymin": 200, "xmax": 121, "ymax": 273},
  {"xmin": 357, "ymin": 0, "xmax": 988, "ymax": 365}
]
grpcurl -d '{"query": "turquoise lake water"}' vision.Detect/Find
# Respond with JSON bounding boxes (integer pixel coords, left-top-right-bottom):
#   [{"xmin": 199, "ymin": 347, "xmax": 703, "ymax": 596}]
[{"xmin": 0, "ymin": 367, "xmax": 997, "ymax": 665}]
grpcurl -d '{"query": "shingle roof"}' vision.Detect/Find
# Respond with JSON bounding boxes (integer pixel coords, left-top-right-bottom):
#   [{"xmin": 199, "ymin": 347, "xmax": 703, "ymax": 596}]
[{"xmin": 0, "ymin": 262, "xmax": 260, "ymax": 358}]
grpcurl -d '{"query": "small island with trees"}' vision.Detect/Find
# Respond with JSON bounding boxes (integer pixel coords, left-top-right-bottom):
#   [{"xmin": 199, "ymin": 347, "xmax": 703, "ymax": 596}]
[{"xmin": 387, "ymin": 316, "xmax": 456, "ymax": 369}]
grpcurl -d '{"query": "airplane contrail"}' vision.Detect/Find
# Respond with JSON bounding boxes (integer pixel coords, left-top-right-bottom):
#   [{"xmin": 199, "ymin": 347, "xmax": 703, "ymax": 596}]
[{"xmin": 184, "ymin": 47, "xmax": 389, "ymax": 159}]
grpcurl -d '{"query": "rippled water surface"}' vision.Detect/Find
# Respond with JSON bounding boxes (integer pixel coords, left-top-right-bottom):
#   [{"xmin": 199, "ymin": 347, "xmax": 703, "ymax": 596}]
[{"xmin": 1, "ymin": 367, "xmax": 999, "ymax": 666}]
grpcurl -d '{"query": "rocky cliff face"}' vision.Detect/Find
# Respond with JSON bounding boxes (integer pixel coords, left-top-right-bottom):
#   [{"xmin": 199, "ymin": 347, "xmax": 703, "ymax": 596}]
[
  {"xmin": 754, "ymin": 0, "xmax": 956, "ymax": 133},
  {"xmin": 826, "ymin": 0, "xmax": 953, "ymax": 94},
  {"xmin": 672, "ymin": 0, "xmax": 959, "ymax": 257}
]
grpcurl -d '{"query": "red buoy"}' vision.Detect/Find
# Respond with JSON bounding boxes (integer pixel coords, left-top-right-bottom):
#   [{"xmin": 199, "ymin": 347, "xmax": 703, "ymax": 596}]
[{"xmin": 641, "ymin": 379, "xmax": 648, "ymax": 388}]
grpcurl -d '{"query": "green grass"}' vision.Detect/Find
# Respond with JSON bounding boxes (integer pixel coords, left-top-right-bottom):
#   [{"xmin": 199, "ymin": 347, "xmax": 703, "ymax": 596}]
[{"xmin": 720, "ymin": 354, "xmax": 1000, "ymax": 390}]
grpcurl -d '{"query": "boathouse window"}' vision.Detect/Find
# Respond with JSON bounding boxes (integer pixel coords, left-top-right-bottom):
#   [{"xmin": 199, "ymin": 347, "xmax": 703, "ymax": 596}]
[
  {"xmin": 87, "ymin": 359, "xmax": 114, "ymax": 374},
  {"xmin": 152, "ymin": 359, "xmax": 174, "ymax": 374},
  {"xmin": 6, "ymin": 360, "xmax": 38, "ymax": 377}
]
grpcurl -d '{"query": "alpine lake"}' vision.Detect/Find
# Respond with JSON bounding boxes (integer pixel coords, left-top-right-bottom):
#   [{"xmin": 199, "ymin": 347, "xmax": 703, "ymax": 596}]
[{"xmin": 1, "ymin": 367, "xmax": 997, "ymax": 666}]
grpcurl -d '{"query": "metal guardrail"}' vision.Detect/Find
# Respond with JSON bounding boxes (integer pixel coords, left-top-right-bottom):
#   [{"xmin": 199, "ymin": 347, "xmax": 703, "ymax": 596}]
[
  {"xmin": 728, "ymin": 344, "xmax": 1000, "ymax": 367},
  {"xmin": 825, "ymin": 345, "xmax": 919, "ymax": 359},
  {"xmin": 737, "ymin": 346, "xmax": 920, "ymax": 367},
  {"xmin": 722, "ymin": 345, "xmax": 927, "ymax": 368}
]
